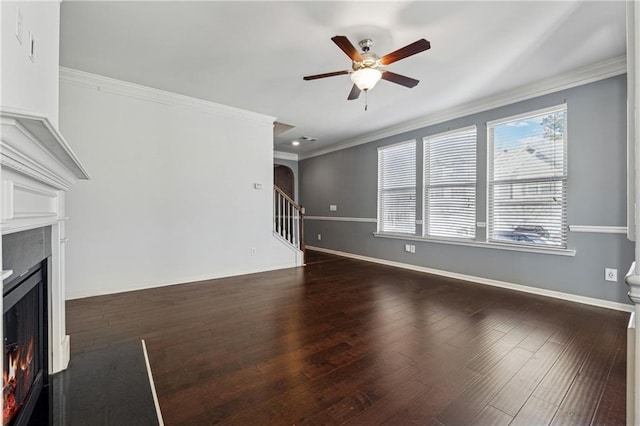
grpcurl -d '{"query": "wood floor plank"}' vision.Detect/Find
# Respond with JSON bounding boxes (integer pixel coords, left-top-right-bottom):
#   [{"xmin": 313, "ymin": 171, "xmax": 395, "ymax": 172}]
[
  {"xmin": 471, "ymin": 405, "xmax": 513, "ymax": 425},
  {"xmin": 465, "ymin": 321, "xmax": 536, "ymax": 374},
  {"xmin": 225, "ymin": 349, "xmax": 418, "ymax": 424},
  {"xmin": 435, "ymin": 347, "xmax": 532, "ymax": 425},
  {"xmin": 490, "ymin": 340, "xmax": 565, "ymax": 415},
  {"xmin": 385, "ymin": 372, "xmax": 481, "ymax": 425},
  {"xmin": 591, "ymin": 346, "xmax": 626, "ymax": 425},
  {"xmin": 346, "ymin": 376, "xmax": 430, "ymax": 425},
  {"xmin": 517, "ymin": 325, "xmax": 554, "ymax": 353},
  {"xmin": 511, "ymin": 396, "xmax": 558, "ymax": 425},
  {"xmin": 551, "ymin": 320, "xmax": 625, "ymax": 426},
  {"xmin": 551, "ymin": 376, "xmax": 603, "ymax": 426},
  {"xmin": 65, "ymin": 250, "xmax": 629, "ymax": 425},
  {"xmin": 532, "ymin": 330, "xmax": 599, "ymax": 406}
]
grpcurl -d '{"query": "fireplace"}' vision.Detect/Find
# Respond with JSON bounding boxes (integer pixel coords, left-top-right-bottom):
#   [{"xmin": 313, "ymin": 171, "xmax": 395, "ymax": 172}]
[
  {"xmin": 1, "ymin": 110, "xmax": 89, "ymax": 425},
  {"xmin": 3, "ymin": 259, "xmax": 49, "ymax": 426}
]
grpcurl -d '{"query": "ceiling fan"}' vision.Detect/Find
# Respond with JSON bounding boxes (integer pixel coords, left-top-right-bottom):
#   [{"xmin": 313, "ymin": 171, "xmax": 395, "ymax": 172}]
[{"xmin": 303, "ymin": 35, "xmax": 431, "ymax": 102}]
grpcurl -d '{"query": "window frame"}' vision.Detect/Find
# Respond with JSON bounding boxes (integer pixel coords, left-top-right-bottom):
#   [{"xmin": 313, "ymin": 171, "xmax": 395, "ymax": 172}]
[
  {"xmin": 422, "ymin": 125, "xmax": 477, "ymax": 241},
  {"xmin": 376, "ymin": 139, "xmax": 417, "ymax": 235},
  {"xmin": 486, "ymin": 104, "xmax": 568, "ymax": 249}
]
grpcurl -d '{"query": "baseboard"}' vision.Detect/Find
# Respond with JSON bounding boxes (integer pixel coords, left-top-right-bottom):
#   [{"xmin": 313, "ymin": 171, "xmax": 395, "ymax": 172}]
[
  {"xmin": 52, "ymin": 335, "xmax": 71, "ymax": 374},
  {"xmin": 65, "ymin": 262, "xmax": 298, "ymax": 300},
  {"xmin": 307, "ymin": 246, "xmax": 633, "ymax": 313}
]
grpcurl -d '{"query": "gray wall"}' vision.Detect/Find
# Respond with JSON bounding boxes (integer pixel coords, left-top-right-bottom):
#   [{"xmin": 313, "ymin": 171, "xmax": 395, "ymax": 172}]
[{"xmin": 299, "ymin": 75, "xmax": 634, "ymax": 305}]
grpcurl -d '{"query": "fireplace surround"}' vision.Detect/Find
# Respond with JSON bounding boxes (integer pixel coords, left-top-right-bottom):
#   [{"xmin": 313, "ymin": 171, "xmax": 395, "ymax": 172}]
[{"xmin": 1, "ymin": 109, "xmax": 88, "ymax": 424}]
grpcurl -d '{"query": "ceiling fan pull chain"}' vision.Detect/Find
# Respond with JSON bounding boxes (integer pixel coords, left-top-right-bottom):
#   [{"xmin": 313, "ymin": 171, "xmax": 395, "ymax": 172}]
[{"xmin": 365, "ymin": 90, "xmax": 368, "ymax": 111}]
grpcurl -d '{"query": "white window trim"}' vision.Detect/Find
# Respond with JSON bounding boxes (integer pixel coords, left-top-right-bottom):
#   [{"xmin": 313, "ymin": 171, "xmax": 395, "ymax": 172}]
[
  {"xmin": 423, "ymin": 125, "xmax": 477, "ymax": 240},
  {"xmin": 373, "ymin": 232, "xmax": 576, "ymax": 257},
  {"xmin": 486, "ymin": 104, "xmax": 567, "ymax": 127},
  {"xmin": 376, "ymin": 139, "xmax": 418, "ymax": 152},
  {"xmin": 377, "ymin": 139, "xmax": 417, "ymax": 235},
  {"xmin": 423, "ymin": 124, "xmax": 478, "ymax": 141},
  {"xmin": 486, "ymin": 103, "xmax": 568, "ymax": 249}
]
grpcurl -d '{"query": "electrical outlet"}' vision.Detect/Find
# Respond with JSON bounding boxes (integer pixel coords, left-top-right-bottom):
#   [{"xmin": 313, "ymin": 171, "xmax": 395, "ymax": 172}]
[
  {"xmin": 410, "ymin": 245, "xmax": 416, "ymax": 253},
  {"xmin": 605, "ymin": 268, "xmax": 617, "ymax": 282},
  {"xmin": 317, "ymin": 234, "xmax": 322, "ymax": 241},
  {"xmin": 405, "ymin": 244, "xmax": 411, "ymax": 252},
  {"xmin": 329, "ymin": 205, "xmax": 337, "ymax": 212},
  {"xmin": 250, "ymin": 247, "xmax": 256, "ymax": 256}
]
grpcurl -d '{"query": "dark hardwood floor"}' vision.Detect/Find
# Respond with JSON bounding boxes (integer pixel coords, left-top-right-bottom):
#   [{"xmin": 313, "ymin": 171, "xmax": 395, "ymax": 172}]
[{"xmin": 66, "ymin": 251, "xmax": 628, "ymax": 425}]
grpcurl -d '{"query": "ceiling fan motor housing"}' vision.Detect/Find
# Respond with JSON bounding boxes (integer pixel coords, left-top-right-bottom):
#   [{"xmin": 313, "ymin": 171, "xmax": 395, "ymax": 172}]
[
  {"xmin": 358, "ymin": 39, "xmax": 374, "ymax": 51},
  {"xmin": 353, "ymin": 39, "xmax": 380, "ymax": 70}
]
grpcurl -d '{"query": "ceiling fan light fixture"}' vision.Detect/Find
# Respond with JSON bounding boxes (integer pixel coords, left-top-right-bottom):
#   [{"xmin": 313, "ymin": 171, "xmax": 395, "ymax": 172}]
[{"xmin": 350, "ymin": 67, "xmax": 382, "ymax": 91}]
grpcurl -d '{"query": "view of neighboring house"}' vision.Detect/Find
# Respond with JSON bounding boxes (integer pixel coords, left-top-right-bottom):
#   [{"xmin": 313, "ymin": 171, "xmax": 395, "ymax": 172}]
[{"xmin": 491, "ymin": 108, "xmax": 566, "ymax": 246}]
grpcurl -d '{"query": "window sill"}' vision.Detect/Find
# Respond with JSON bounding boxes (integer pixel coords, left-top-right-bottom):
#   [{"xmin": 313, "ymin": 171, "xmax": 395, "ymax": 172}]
[{"xmin": 373, "ymin": 232, "xmax": 576, "ymax": 257}]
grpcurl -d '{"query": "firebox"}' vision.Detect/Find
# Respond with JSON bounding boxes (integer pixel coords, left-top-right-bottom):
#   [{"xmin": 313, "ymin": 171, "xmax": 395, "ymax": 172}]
[{"xmin": 3, "ymin": 259, "xmax": 49, "ymax": 426}]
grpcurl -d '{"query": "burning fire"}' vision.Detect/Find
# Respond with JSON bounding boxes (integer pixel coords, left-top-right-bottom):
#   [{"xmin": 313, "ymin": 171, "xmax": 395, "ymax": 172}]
[{"xmin": 3, "ymin": 339, "xmax": 34, "ymax": 425}]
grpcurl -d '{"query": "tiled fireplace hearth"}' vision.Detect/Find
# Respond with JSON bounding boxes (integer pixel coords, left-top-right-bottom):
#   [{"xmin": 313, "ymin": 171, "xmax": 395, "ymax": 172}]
[{"xmin": 1, "ymin": 109, "xmax": 88, "ymax": 424}]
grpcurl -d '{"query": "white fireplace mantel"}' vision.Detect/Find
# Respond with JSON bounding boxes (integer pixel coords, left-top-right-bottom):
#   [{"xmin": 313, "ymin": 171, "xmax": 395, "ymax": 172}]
[{"xmin": 1, "ymin": 108, "xmax": 89, "ymax": 374}]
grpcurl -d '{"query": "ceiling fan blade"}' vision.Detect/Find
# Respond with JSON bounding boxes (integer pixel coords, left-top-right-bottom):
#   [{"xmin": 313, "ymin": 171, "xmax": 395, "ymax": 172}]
[
  {"xmin": 347, "ymin": 84, "xmax": 361, "ymax": 100},
  {"xmin": 381, "ymin": 71, "xmax": 420, "ymax": 88},
  {"xmin": 379, "ymin": 39, "xmax": 431, "ymax": 65},
  {"xmin": 331, "ymin": 35, "xmax": 363, "ymax": 62},
  {"xmin": 303, "ymin": 70, "xmax": 350, "ymax": 81}
]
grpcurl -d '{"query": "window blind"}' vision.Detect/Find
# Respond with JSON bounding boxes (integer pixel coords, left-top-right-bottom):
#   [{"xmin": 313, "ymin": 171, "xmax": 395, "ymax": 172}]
[
  {"xmin": 378, "ymin": 140, "xmax": 416, "ymax": 234},
  {"xmin": 423, "ymin": 127, "xmax": 477, "ymax": 239},
  {"xmin": 488, "ymin": 105, "xmax": 567, "ymax": 248}
]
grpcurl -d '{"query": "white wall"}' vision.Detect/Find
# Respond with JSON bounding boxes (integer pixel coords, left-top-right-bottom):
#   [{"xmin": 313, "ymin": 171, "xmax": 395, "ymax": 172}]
[
  {"xmin": 1, "ymin": 2, "xmax": 62, "ymax": 407},
  {"xmin": 59, "ymin": 69, "xmax": 298, "ymax": 299},
  {"xmin": 1, "ymin": 1, "xmax": 60, "ymax": 126}
]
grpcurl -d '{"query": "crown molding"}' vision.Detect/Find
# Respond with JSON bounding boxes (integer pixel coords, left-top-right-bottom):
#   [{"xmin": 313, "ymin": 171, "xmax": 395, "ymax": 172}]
[
  {"xmin": 274, "ymin": 151, "xmax": 298, "ymax": 161},
  {"xmin": 59, "ymin": 67, "xmax": 276, "ymax": 126},
  {"xmin": 299, "ymin": 55, "xmax": 627, "ymax": 160}
]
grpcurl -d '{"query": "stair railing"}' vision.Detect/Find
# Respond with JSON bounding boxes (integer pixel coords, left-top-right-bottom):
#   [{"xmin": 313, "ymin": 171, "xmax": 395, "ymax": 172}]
[{"xmin": 274, "ymin": 185, "xmax": 305, "ymax": 256}]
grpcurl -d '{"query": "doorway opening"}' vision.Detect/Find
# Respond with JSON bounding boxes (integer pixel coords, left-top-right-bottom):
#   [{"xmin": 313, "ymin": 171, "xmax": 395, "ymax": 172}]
[{"xmin": 274, "ymin": 165, "xmax": 294, "ymax": 200}]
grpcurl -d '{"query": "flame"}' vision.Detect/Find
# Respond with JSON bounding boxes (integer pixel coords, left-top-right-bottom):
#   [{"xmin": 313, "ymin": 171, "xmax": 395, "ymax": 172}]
[
  {"xmin": 3, "ymin": 338, "xmax": 34, "ymax": 425},
  {"xmin": 3, "ymin": 351, "xmax": 17, "ymax": 385},
  {"xmin": 3, "ymin": 392, "xmax": 17, "ymax": 425},
  {"xmin": 20, "ymin": 339, "xmax": 33, "ymax": 371}
]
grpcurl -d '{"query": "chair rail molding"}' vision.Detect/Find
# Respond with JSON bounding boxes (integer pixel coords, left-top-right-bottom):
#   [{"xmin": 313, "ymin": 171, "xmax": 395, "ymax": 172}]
[{"xmin": 569, "ymin": 225, "xmax": 628, "ymax": 234}]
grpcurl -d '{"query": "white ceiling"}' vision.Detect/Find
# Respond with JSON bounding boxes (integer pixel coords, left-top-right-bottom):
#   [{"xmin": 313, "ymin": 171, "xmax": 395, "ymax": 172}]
[{"xmin": 59, "ymin": 1, "xmax": 626, "ymax": 157}]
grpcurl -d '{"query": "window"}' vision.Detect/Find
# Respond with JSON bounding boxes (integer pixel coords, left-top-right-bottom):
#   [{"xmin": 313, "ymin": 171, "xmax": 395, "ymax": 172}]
[
  {"xmin": 377, "ymin": 140, "xmax": 416, "ymax": 234},
  {"xmin": 487, "ymin": 105, "xmax": 567, "ymax": 248},
  {"xmin": 423, "ymin": 127, "xmax": 477, "ymax": 239}
]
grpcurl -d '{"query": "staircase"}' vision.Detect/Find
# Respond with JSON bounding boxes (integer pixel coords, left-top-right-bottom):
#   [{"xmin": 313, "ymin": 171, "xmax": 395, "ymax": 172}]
[{"xmin": 273, "ymin": 185, "xmax": 305, "ymax": 263}]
